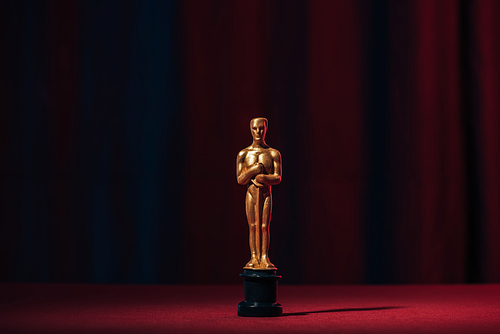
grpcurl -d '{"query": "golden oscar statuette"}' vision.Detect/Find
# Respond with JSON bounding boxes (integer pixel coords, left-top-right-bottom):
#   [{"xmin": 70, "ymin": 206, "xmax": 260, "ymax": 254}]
[{"xmin": 236, "ymin": 118, "xmax": 283, "ymax": 317}]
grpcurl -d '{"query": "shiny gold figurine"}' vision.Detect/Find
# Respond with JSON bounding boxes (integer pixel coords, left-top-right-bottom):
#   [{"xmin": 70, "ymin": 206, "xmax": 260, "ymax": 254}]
[{"xmin": 237, "ymin": 118, "xmax": 282, "ymax": 270}]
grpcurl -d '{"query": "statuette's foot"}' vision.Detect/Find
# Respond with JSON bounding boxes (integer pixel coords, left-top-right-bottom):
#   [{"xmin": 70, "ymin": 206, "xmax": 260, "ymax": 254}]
[
  {"xmin": 244, "ymin": 257, "xmax": 260, "ymax": 269},
  {"xmin": 260, "ymin": 257, "xmax": 276, "ymax": 270}
]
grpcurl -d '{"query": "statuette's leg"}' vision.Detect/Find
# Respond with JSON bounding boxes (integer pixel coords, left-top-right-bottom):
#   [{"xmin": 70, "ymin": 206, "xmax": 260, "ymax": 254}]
[
  {"xmin": 255, "ymin": 188, "xmax": 261, "ymax": 263},
  {"xmin": 245, "ymin": 192, "xmax": 259, "ymax": 268},
  {"xmin": 260, "ymin": 194, "xmax": 276, "ymax": 269}
]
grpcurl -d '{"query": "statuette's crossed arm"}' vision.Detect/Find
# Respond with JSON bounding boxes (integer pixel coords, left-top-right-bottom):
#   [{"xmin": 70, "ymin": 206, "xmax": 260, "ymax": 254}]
[
  {"xmin": 236, "ymin": 152, "xmax": 263, "ymax": 185},
  {"xmin": 255, "ymin": 150, "xmax": 281, "ymax": 186}
]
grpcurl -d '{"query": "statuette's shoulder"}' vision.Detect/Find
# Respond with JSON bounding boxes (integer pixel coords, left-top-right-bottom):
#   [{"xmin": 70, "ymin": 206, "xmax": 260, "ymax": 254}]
[
  {"xmin": 237, "ymin": 149, "xmax": 248, "ymax": 160},
  {"xmin": 270, "ymin": 148, "xmax": 281, "ymax": 159}
]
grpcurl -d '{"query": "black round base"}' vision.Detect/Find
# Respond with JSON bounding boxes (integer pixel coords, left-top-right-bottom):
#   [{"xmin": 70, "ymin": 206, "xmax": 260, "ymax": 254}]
[
  {"xmin": 238, "ymin": 269, "xmax": 282, "ymax": 317},
  {"xmin": 238, "ymin": 301, "xmax": 283, "ymax": 317}
]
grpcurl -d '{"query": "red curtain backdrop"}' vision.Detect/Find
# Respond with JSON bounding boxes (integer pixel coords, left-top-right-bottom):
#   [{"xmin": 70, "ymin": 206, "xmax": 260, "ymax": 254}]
[
  {"xmin": 476, "ymin": 0, "xmax": 500, "ymax": 282},
  {"xmin": 178, "ymin": 0, "xmax": 500, "ymax": 284},
  {"xmin": 1, "ymin": 0, "xmax": 500, "ymax": 284}
]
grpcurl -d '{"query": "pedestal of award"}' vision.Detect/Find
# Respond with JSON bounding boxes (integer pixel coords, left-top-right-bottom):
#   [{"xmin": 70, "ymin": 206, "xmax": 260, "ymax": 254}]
[{"xmin": 238, "ymin": 269, "xmax": 282, "ymax": 317}]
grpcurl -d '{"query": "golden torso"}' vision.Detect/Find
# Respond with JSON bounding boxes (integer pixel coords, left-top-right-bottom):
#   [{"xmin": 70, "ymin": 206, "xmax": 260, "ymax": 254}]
[
  {"xmin": 242, "ymin": 147, "xmax": 275, "ymax": 176},
  {"xmin": 241, "ymin": 147, "xmax": 276, "ymax": 194}
]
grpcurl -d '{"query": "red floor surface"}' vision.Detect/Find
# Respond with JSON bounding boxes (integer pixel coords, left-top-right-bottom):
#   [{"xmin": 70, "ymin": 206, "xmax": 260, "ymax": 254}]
[{"xmin": 0, "ymin": 283, "xmax": 499, "ymax": 333}]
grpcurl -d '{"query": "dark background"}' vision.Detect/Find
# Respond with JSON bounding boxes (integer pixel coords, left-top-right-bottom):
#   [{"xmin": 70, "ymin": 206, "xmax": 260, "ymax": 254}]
[{"xmin": 1, "ymin": 0, "xmax": 499, "ymax": 285}]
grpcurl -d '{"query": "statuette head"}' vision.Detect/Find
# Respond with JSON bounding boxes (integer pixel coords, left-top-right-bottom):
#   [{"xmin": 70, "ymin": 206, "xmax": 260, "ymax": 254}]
[{"xmin": 250, "ymin": 117, "xmax": 268, "ymax": 143}]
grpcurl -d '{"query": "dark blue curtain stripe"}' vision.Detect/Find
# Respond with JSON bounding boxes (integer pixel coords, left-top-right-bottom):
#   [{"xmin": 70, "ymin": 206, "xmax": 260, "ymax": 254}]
[
  {"xmin": 362, "ymin": 0, "xmax": 392, "ymax": 284},
  {"xmin": 80, "ymin": 0, "xmax": 180, "ymax": 283}
]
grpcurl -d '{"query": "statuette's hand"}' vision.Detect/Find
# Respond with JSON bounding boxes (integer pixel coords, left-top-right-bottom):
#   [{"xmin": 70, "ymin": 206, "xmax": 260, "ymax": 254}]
[
  {"xmin": 253, "ymin": 162, "xmax": 264, "ymax": 173},
  {"xmin": 251, "ymin": 179, "xmax": 265, "ymax": 188}
]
